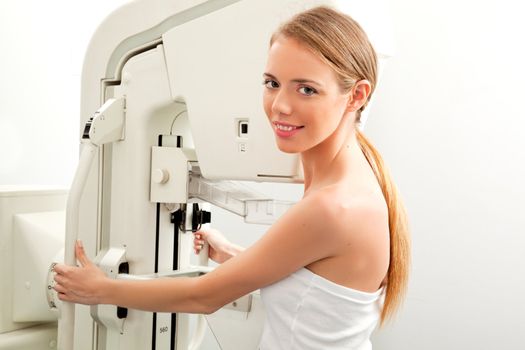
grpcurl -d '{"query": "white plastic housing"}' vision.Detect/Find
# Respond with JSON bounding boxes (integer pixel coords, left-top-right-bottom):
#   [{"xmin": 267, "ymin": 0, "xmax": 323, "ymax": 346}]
[
  {"xmin": 150, "ymin": 146, "xmax": 198, "ymax": 203},
  {"xmin": 205, "ymin": 292, "xmax": 265, "ymax": 349},
  {"xmin": 81, "ymin": 0, "xmax": 393, "ymax": 183},
  {"xmin": 0, "ymin": 187, "xmax": 66, "ymax": 335},
  {"xmin": 12, "ymin": 211, "xmax": 65, "ymax": 322},
  {"xmin": 0, "ymin": 323, "xmax": 58, "ymax": 350}
]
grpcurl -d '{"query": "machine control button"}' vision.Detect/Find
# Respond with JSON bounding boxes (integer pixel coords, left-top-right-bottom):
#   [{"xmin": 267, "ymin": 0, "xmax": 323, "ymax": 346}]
[
  {"xmin": 152, "ymin": 168, "xmax": 170, "ymax": 184},
  {"xmin": 46, "ymin": 262, "xmax": 61, "ymax": 312}
]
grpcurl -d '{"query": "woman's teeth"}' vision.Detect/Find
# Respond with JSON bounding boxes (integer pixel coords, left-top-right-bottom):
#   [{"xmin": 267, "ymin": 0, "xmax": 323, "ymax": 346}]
[{"xmin": 276, "ymin": 124, "xmax": 300, "ymax": 131}]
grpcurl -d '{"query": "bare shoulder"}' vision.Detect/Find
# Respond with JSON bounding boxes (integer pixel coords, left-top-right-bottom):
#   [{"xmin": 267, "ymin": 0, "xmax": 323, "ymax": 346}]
[
  {"xmin": 302, "ymin": 185, "xmax": 389, "ymax": 242},
  {"xmin": 304, "ymin": 185, "xmax": 390, "ymax": 290}
]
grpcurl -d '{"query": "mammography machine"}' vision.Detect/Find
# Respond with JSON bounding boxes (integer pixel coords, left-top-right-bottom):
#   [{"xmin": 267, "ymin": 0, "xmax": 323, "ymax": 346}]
[{"xmin": 0, "ymin": 0, "xmax": 393, "ymax": 349}]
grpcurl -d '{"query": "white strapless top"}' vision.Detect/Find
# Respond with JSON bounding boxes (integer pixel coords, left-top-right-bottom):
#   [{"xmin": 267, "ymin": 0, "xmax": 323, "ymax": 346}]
[{"xmin": 259, "ymin": 267, "xmax": 384, "ymax": 350}]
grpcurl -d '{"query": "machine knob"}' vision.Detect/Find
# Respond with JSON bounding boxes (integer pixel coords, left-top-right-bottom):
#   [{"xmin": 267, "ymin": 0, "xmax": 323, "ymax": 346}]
[
  {"xmin": 46, "ymin": 262, "xmax": 61, "ymax": 312},
  {"xmin": 152, "ymin": 169, "xmax": 170, "ymax": 184}
]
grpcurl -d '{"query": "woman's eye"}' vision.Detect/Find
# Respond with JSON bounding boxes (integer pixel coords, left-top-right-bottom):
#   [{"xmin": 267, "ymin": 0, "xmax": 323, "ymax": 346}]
[
  {"xmin": 263, "ymin": 79, "xmax": 279, "ymax": 89},
  {"xmin": 298, "ymin": 86, "xmax": 317, "ymax": 96}
]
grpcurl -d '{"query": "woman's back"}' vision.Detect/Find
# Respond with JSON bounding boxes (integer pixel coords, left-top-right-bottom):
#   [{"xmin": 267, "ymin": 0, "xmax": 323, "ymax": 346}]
[{"xmin": 302, "ymin": 161, "xmax": 390, "ymax": 295}]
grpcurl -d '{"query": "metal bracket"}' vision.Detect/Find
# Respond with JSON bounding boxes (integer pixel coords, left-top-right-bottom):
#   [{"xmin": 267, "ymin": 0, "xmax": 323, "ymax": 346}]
[{"xmin": 171, "ymin": 203, "xmax": 211, "ymax": 233}]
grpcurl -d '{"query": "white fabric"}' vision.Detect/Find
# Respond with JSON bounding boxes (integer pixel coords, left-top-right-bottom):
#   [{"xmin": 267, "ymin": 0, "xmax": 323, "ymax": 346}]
[{"xmin": 259, "ymin": 267, "xmax": 384, "ymax": 350}]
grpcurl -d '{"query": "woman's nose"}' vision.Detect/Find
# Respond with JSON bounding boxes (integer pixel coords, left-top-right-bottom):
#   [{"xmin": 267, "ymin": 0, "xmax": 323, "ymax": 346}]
[{"xmin": 271, "ymin": 89, "xmax": 292, "ymax": 116}]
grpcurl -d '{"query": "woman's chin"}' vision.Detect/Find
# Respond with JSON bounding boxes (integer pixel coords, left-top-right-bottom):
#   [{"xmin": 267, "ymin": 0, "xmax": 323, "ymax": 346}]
[{"xmin": 275, "ymin": 142, "xmax": 302, "ymax": 154}]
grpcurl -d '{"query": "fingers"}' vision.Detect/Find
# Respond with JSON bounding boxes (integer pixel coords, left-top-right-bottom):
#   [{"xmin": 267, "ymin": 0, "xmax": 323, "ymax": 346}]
[
  {"xmin": 75, "ymin": 240, "xmax": 92, "ymax": 267},
  {"xmin": 53, "ymin": 269, "xmax": 73, "ymax": 302},
  {"xmin": 194, "ymin": 240, "xmax": 206, "ymax": 254},
  {"xmin": 53, "ymin": 265, "xmax": 77, "ymax": 290},
  {"xmin": 193, "ymin": 238, "xmax": 206, "ymax": 247},
  {"xmin": 193, "ymin": 231, "xmax": 206, "ymax": 240},
  {"xmin": 53, "ymin": 281, "xmax": 67, "ymax": 294},
  {"xmin": 193, "ymin": 232, "xmax": 206, "ymax": 254},
  {"xmin": 57, "ymin": 291, "xmax": 72, "ymax": 302},
  {"xmin": 53, "ymin": 263, "xmax": 67, "ymax": 275}
]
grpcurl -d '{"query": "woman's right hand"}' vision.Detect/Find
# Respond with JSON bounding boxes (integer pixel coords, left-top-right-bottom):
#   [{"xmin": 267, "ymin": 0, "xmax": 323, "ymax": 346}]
[{"xmin": 193, "ymin": 228, "xmax": 236, "ymax": 264}]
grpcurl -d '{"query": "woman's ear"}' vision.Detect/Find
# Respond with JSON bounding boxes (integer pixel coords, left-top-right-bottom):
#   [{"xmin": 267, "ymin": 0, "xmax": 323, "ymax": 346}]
[{"xmin": 346, "ymin": 80, "xmax": 371, "ymax": 112}]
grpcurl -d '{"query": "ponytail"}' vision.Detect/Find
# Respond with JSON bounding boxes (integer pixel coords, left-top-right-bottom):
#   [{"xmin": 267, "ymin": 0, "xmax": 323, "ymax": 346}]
[{"xmin": 356, "ymin": 129, "xmax": 411, "ymax": 325}]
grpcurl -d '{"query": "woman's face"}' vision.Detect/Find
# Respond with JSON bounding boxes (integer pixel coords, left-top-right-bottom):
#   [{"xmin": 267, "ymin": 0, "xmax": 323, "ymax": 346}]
[{"xmin": 263, "ymin": 35, "xmax": 351, "ymax": 154}]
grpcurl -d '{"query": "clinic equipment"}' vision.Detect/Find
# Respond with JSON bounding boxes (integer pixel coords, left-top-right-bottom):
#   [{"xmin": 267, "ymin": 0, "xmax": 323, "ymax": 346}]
[{"xmin": 0, "ymin": 0, "xmax": 393, "ymax": 349}]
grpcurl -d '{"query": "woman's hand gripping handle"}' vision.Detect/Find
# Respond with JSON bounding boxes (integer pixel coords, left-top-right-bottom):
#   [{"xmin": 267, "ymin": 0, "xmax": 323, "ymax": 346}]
[{"xmin": 193, "ymin": 228, "xmax": 244, "ymax": 264}]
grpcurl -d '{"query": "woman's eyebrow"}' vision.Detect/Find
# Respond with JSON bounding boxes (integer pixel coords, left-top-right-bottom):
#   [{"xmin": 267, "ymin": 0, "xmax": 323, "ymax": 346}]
[
  {"xmin": 263, "ymin": 72, "xmax": 278, "ymax": 80},
  {"xmin": 263, "ymin": 73, "xmax": 323, "ymax": 87},
  {"xmin": 291, "ymin": 78, "xmax": 323, "ymax": 87}
]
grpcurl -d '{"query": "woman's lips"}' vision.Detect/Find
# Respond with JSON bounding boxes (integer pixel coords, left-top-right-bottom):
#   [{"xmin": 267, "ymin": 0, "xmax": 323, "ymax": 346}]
[{"xmin": 273, "ymin": 122, "xmax": 304, "ymax": 138}]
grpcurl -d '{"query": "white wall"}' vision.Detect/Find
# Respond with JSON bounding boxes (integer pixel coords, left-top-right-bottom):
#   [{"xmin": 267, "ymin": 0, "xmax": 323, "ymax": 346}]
[
  {"xmin": 0, "ymin": 0, "xmax": 129, "ymax": 187},
  {"xmin": 369, "ymin": 1, "xmax": 525, "ymax": 349},
  {"xmin": 1, "ymin": 0, "xmax": 524, "ymax": 349}
]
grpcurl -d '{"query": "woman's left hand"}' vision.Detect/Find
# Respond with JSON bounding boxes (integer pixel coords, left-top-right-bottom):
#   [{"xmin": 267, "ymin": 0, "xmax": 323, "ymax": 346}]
[{"xmin": 53, "ymin": 240, "xmax": 109, "ymax": 305}]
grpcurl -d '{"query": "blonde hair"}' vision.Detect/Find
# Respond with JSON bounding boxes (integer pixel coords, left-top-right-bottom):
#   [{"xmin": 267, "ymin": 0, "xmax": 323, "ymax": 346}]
[{"xmin": 272, "ymin": 6, "xmax": 410, "ymax": 325}]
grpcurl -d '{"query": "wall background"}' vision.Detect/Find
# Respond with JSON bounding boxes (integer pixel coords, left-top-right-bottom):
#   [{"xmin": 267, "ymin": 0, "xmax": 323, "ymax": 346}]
[
  {"xmin": 0, "ymin": 0, "xmax": 127, "ymax": 186},
  {"xmin": 1, "ymin": 0, "xmax": 524, "ymax": 349},
  {"xmin": 369, "ymin": 1, "xmax": 525, "ymax": 348}
]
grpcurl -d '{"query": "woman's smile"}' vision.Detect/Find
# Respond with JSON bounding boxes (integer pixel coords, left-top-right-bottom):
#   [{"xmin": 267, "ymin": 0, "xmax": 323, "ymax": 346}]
[{"xmin": 273, "ymin": 121, "xmax": 304, "ymax": 138}]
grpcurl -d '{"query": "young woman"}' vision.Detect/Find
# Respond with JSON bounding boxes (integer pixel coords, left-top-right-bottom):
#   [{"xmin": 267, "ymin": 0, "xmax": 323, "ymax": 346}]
[{"xmin": 54, "ymin": 6, "xmax": 410, "ymax": 349}]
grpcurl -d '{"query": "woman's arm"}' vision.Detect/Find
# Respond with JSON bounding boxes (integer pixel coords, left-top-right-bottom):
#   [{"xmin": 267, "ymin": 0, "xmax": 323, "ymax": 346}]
[
  {"xmin": 53, "ymin": 243, "xmax": 212, "ymax": 313},
  {"xmin": 53, "ymin": 191, "xmax": 353, "ymax": 314}
]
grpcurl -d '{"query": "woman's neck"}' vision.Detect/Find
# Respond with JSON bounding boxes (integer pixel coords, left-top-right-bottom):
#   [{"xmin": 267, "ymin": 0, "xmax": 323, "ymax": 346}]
[{"xmin": 301, "ymin": 125, "xmax": 362, "ymax": 196}]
